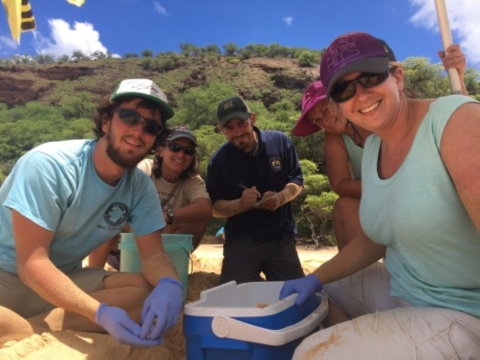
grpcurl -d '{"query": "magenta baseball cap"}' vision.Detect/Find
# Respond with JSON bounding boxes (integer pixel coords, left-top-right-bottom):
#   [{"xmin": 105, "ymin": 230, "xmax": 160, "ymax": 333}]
[
  {"xmin": 292, "ymin": 81, "xmax": 327, "ymax": 137},
  {"xmin": 320, "ymin": 32, "xmax": 389, "ymax": 95}
]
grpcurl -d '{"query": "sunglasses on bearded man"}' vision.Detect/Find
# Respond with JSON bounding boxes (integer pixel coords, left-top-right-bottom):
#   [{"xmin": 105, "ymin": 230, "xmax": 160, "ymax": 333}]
[
  {"xmin": 115, "ymin": 108, "xmax": 163, "ymax": 136},
  {"xmin": 330, "ymin": 69, "xmax": 390, "ymax": 103}
]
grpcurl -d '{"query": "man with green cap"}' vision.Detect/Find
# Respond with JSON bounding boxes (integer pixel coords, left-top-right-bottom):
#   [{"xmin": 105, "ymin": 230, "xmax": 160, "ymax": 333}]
[{"xmin": 0, "ymin": 79, "xmax": 182, "ymax": 347}]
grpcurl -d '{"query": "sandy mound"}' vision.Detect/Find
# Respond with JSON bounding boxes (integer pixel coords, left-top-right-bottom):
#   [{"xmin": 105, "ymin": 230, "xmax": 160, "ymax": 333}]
[{"xmin": 0, "ymin": 245, "xmax": 336, "ymax": 359}]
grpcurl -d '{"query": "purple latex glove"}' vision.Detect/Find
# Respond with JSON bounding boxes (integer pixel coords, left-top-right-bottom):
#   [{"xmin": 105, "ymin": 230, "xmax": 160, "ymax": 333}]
[
  {"xmin": 95, "ymin": 303, "xmax": 162, "ymax": 347},
  {"xmin": 279, "ymin": 274, "xmax": 323, "ymax": 306},
  {"xmin": 141, "ymin": 277, "xmax": 183, "ymax": 340}
]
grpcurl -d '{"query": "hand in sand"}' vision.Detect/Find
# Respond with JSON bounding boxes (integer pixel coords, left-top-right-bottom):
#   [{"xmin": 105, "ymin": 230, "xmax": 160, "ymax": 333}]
[
  {"xmin": 140, "ymin": 277, "xmax": 183, "ymax": 340},
  {"xmin": 96, "ymin": 303, "xmax": 161, "ymax": 347}
]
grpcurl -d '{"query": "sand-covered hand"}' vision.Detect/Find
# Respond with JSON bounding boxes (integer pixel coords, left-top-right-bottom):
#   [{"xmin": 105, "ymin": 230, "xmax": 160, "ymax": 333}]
[
  {"xmin": 140, "ymin": 277, "xmax": 183, "ymax": 340},
  {"xmin": 96, "ymin": 303, "xmax": 162, "ymax": 347}
]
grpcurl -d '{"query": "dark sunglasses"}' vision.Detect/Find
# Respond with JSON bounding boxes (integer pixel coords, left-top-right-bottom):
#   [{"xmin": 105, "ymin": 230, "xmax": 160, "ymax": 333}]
[
  {"xmin": 167, "ymin": 142, "xmax": 196, "ymax": 156},
  {"xmin": 115, "ymin": 108, "xmax": 163, "ymax": 136},
  {"xmin": 331, "ymin": 70, "xmax": 390, "ymax": 103}
]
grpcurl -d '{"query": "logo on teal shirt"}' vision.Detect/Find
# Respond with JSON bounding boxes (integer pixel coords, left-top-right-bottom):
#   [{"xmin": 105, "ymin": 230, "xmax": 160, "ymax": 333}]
[{"xmin": 104, "ymin": 202, "xmax": 129, "ymax": 226}]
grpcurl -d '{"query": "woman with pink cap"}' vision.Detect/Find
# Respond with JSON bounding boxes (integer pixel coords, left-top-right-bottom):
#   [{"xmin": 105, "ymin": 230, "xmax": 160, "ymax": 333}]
[{"xmin": 292, "ymin": 80, "xmax": 369, "ymax": 250}]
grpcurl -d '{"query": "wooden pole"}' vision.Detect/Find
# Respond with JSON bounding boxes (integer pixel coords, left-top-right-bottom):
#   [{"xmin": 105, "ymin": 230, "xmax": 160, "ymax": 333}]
[{"xmin": 434, "ymin": 0, "xmax": 462, "ymax": 94}]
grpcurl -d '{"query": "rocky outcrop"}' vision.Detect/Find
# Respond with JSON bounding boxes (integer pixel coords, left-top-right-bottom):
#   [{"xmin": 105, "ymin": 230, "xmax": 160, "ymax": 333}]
[
  {"xmin": 0, "ymin": 57, "xmax": 316, "ymax": 108},
  {"xmin": 1, "ymin": 65, "xmax": 94, "ymax": 80},
  {"xmin": 0, "ymin": 65, "xmax": 94, "ymax": 106},
  {"xmin": 35, "ymin": 66, "xmax": 95, "ymax": 81},
  {"xmin": 0, "ymin": 75, "xmax": 37, "ymax": 105},
  {"xmin": 243, "ymin": 58, "xmax": 297, "ymax": 73}
]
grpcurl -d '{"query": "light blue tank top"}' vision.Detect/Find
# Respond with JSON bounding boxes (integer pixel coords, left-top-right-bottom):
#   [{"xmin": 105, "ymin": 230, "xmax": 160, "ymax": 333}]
[
  {"xmin": 341, "ymin": 133, "xmax": 363, "ymax": 180},
  {"xmin": 360, "ymin": 95, "xmax": 480, "ymax": 318}
]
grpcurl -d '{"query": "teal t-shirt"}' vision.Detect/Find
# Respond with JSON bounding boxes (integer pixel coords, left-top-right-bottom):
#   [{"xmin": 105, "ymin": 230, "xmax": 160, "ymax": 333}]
[
  {"xmin": 360, "ymin": 95, "xmax": 480, "ymax": 318},
  {"xmin": 0, "ymin": 139, "xmax": 164, "ymax": 273}
]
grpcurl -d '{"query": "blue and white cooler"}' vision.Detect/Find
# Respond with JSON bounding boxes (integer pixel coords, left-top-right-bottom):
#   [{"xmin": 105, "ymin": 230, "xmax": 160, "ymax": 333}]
[{"xmin": 183, "ymin": 281, "xmax": 328, "ymax": 360}]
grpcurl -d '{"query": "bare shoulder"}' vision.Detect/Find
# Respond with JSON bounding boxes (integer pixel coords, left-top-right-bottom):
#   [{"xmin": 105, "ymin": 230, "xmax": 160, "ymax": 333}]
[
  {"xmin": 444, "ymin": 100, "xmax": 480, "ymax": 137},
  {"xmin": 325, "ymin": 131, "xmax": 346, "ymax": 147},
  {"xmin": 441, "ymin": 100, "xmax": 480, "ymax": 166},
  {"xmin": 451, "ymin": 100, "xmax": 480, "ymax": 119}
]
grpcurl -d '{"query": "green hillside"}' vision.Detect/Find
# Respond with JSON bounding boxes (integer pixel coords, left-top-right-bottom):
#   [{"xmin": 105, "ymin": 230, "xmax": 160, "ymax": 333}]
[{"xmin": 1, "ymin": 45, "xmax": 479, "ymax": 244}]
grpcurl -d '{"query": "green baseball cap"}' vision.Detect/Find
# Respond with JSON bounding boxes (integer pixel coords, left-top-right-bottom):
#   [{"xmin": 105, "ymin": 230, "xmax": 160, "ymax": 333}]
[
  {"xmin": 217, "ymin": 96, "xmax": 251, "ymax": 127},
  {"xmin": 110, "ymin": 79, "xmax": 174, "ymax": 120}
]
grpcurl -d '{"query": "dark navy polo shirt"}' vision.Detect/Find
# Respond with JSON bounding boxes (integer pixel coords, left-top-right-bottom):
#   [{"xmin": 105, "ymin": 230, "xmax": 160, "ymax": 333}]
[{"xmin": 206, "ymin": 127, "xmax": 303, "ymax": 243}]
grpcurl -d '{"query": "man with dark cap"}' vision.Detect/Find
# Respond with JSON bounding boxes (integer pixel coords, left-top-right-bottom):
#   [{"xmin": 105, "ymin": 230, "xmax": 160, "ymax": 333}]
[{"xmin": 206, "ymin": 96, "xmax": 305, "ymax": 284}]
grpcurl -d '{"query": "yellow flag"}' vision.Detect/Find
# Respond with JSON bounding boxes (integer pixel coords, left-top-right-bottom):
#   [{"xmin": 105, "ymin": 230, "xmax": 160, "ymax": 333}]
[
  {"xmin": 2, "ymin": 0, "xmax": 35, "ymax": 43},
  {"xmin": 20, "ymin": 0, "xmax": 35, "ymax": 32},
  {"xmin": 66, "ymin": 0, "xmax": 85, "ymax": 7}
]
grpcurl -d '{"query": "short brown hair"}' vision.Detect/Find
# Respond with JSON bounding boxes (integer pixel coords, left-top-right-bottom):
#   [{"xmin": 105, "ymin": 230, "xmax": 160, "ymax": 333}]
[{"xmin": 91, "ymin": 95, "xmax": 171, "ymax": 154}]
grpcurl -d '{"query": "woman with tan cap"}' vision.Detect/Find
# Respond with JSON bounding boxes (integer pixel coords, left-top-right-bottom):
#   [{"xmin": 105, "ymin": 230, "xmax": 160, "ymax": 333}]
[
  {"xmin": 89, "ymin": 126, "xmax": 212, "ymax": 269},
  {"xmin": 292, "ymin": 40, "xmax": 467, "ymax": 250},
  {"xmin": 284, "ymin": 32, "xmax": 479, "ymax": 358},
  {"xmin": 138, "ymin": 125, "xmax": 212, "ymax": 250}
]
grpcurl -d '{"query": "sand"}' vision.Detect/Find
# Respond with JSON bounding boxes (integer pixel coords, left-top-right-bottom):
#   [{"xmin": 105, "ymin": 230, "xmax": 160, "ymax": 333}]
[{"xmin": 0, "ymin": 244, "xmax": 337, "ymax": 360}]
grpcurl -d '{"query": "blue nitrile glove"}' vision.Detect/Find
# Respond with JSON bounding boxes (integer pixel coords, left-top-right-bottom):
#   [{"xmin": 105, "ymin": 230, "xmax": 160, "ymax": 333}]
[
  {"xmin": 141, "ymin": 277, "xmax": 183, "ymax": 340},
  {"xmin": 279, "ymin": 274, "xmax": 323, "ymax": 306},
  {"xmin": 95, "ymin": 303, "xmax": 162, "ymax": 347}
]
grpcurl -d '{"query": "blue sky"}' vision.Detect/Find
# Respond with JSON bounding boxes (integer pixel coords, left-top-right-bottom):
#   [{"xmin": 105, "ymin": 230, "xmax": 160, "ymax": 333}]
[{"xmin": 0, "ymin": 0, "xmax": 479, "ymax": 69}]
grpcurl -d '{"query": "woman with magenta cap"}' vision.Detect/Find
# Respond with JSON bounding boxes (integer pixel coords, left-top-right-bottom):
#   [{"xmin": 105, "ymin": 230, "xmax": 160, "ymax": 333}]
[
  {"xmin": 283, "ymin": 32, "xmax": 480, "ymax": 358},
  {"xmin": 291, "ymin": 40, "xmax": 467, "ymax": 251},
  {"xmin": 292, "ymin": 80, "xmax": 368, "ymax": 250}
]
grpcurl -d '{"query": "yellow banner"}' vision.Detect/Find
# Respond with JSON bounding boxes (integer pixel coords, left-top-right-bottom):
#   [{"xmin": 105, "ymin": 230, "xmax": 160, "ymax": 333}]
[{"xmin": 66, "ymin": 0, "xmax": 85, "ymax": 7}]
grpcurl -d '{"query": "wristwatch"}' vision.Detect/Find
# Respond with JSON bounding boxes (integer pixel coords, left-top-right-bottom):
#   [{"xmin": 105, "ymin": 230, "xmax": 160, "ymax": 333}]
[{"xmin": 166, "ymin": 209, "xmax": 175, "ymax": 225}]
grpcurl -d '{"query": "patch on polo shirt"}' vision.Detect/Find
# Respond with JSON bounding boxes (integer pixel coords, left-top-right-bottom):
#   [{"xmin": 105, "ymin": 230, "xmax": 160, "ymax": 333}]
[{"xmin": 269, "ymin": 157, "xmax": 282, "ymax": 171}]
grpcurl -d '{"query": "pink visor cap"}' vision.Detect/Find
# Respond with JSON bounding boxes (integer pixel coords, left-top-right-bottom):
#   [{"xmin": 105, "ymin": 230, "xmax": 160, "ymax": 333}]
[{"xmin": 292, "ymin": 81, "xmax": 327, "ymax": 137}]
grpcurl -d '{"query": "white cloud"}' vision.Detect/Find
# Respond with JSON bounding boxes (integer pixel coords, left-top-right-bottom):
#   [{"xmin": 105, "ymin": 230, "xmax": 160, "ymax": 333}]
[
  {"xmin": 282, "ymin": 16, "xmax": 293, "ymax": 26},
  {"xmin": 0, "ymin": 35, "xmax": 19, "ymax": 53},
  {"xmin": 33, "ymin": 19, "xmax": 109, "ymax": 58},
  {"xmin": 409, "ymin": 0, "xmax": 480, "ymax": 66},
  {"xmin": 153, "ymin": 1, "xmax": 168, "ymax": 16}
]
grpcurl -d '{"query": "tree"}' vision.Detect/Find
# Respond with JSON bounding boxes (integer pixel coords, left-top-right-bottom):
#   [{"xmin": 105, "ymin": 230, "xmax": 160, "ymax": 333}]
[
  {"xmin": 141, "ymin": 49, "xmax": 154, "ymax": 58},
  {"xmin": 141, "ymin": 57, "xmax": 153, "ymax": 70},
  {"xmin": 266, "ymin": 43, "xmax": 283, "ymax": 58},
  {"xmin": 124, "ymin": 52, "xmax": 138, "ymax": 58},
  {"xmin": 402, "ymin": 57, "xmax": 450, "ymax": 98},
  {"xmin": 91, "ymin": 51, "xmax": 107, "ymax": 60},
  {"xmin": 300, "ymin": 192, "xmax": 338, "ymax": 248},
  {"xmin": 461, "ymin": 68, "xmax": 480, "ymax": 100},
  {"xmin": 295, "ymin": 161, "xmax": 336, "ymax": 246},
  {"xmin": 36, "ymin": 54, "xmax": 56, "ymax": 64},
  {"xmin": 192, "ymin": 124, "xmax": 226, "ymax": 176},
  {"xmin": 223, "ymin": 42, "xmax": 238, "ymax": 56},
  {"xmin": 156, "ymin": 57, "xmax": 176, "ymax": 72},
  {"xmin": 12, "ymin": 54, "xmax": 35, "ymax": 64},
  {"xmin": 71, "ymin": 50, "xmax": 87, "ymax": 62},
  {"xmin": 173, "ymin": 82, "xmax": 236, "ymax": 129},
  {"xmin": 254, "ymin": 44, "xmax": 268, "ymax": 57},
  {"xmin": 179, "ymin": 43, "xmax": 200, "ymax": 57},
  {"xmin": 60, "ymin": 92, "xmax": 95, "ymax": 120},
  {"xmin": 57, "ymin": 55, "xmax": 70, "ymax": 63},
  {"xmin": 299, "ymin": 159, "xmax": 319, "ymax": 177},
  {"xmin": 204, "ymin": 44, "xmax": 221, "ymax": 56},
  {"xmin": 297, "ymin": 51, "xmax": 318, "ymax": 67}
]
